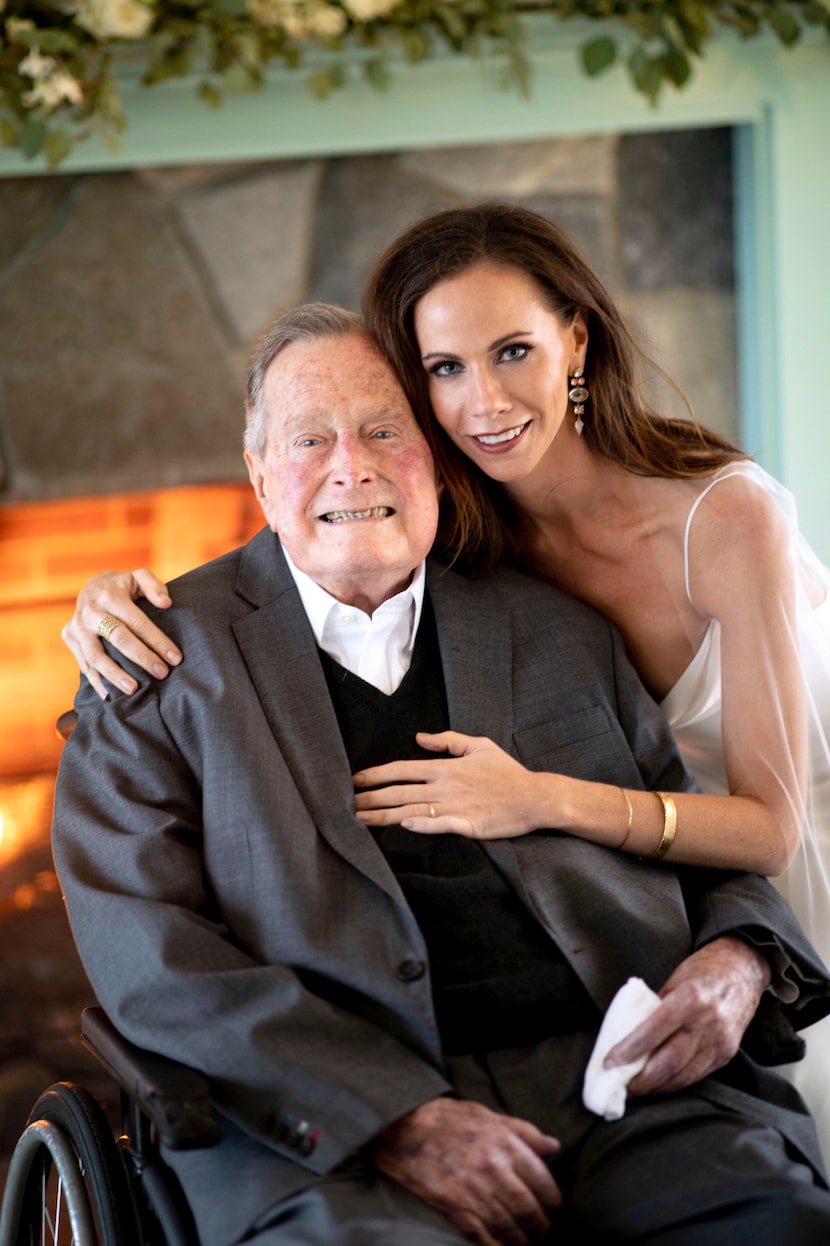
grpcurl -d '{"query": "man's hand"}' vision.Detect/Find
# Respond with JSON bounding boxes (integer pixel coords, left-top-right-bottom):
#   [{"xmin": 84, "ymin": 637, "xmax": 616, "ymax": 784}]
[
  {"xmin": 372, "ymin": 1097, "xmax": 562, "ymax": 1246},
  {"xmin": 606, "ymin": 936, "xmax": 771, "ymax": 1096},
  {"xmin": 61, "ymin": 569, "xmax": 180, "ymax": 699}
]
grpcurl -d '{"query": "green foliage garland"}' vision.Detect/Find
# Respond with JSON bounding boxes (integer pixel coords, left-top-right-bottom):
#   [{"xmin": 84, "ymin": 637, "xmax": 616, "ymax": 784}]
[{"xmin": 1, "ymin": 0, "xmax": 828, "ymax": 167}]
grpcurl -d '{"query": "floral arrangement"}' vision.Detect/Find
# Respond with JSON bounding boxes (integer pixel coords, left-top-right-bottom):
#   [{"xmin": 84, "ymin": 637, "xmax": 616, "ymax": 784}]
[{"xmin": 1, "ymin": 0, "xmax": 828, "ymax": 167}]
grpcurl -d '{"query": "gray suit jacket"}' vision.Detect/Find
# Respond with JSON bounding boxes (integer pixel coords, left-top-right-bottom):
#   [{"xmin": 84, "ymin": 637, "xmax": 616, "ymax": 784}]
[{"xmin": 53, "ymin": 528, "xmax": 830, "ymax": 1244}]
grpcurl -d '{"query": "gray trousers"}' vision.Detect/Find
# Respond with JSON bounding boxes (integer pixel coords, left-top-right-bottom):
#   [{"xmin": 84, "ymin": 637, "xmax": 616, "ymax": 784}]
[{"xmin": 245, "ymin": 1034, "xmax": 830, "ymax": 1245}]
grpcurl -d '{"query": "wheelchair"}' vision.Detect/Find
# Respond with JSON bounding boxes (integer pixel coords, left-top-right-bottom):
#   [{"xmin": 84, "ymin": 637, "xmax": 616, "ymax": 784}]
[{"xmin": 0, "ymin": 1006, "xmax": 221, "ymax": 1246}]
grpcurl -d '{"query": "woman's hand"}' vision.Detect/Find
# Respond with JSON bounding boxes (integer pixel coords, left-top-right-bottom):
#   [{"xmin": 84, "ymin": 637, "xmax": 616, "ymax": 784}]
[
  {"xmin": 61, "ymin": 569, "xmax": 181, "ymax": 699},
  {"xmin": 353, "ymin": 731, "xmax": 547, "ymax": 839}
]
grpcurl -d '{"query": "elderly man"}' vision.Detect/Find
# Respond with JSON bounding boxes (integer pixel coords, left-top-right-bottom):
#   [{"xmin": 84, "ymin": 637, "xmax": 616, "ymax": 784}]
[{"xmin": 53, "ymin": 304, "xmax": 830, "ymax": 1246}]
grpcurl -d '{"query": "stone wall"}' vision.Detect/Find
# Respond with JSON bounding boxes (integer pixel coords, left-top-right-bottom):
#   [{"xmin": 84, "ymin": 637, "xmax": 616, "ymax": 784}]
[{"xmin": 0, "ymin": 128, "xmax": 736, "ymax": 502}]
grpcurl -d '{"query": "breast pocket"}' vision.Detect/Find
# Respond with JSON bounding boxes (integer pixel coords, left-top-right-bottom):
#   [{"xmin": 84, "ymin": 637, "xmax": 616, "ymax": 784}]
[{"xmin": 514, "ymin": 706, "xmax": 620, "ymax": 778}]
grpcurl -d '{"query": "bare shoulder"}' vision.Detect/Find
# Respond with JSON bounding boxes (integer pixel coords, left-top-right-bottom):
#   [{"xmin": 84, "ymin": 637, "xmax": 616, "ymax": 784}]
[{"xmin": 685, "ymin": 468, "xmax": 793, "ymax": 618}]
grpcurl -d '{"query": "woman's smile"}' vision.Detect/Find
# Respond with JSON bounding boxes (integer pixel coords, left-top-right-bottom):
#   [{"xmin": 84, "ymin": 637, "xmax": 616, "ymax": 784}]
[{"xmin": 470, "ymin": 421, "xmax": 531, "ymax": 451}]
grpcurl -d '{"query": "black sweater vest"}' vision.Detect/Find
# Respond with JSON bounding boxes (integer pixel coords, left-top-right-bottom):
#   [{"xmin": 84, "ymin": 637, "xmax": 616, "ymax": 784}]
[{"xmin": 319, "ymin": 601, "xmax": 598, "ymax": 1054}]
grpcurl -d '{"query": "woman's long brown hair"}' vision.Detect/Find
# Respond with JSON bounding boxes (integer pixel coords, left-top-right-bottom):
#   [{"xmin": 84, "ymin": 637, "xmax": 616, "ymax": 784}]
[{"xmin": 363, "ymin": 201, "xmax": 746, "ymax": 573}]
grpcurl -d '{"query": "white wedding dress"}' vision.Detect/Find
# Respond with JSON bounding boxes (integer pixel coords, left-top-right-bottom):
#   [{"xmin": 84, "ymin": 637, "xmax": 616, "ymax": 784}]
[{"xmin": 661, "ymin": 461, "xmax": 830, "ymax": 1164}]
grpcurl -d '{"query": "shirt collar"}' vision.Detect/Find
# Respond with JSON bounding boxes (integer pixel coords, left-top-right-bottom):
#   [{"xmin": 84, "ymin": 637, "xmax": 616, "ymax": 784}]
[{"xmin": 281, "ymin": 547, "xmax": 426, "ymax": 647}]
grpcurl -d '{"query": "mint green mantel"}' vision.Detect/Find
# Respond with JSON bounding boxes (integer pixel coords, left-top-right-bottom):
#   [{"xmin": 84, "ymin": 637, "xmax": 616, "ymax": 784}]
[{"xmin": 2, "ymin": 20, "xmax": 828, "ymax": 558}]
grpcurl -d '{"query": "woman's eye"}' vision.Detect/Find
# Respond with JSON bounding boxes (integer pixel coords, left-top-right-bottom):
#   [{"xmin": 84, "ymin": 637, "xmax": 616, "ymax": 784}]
[
  {"xmin": 430, "ymin": 360, "xmax": 462, "ymax": 378},
  {"xmin": 500, "ymin": 344, "xmax": 529, "ymax": 362}
]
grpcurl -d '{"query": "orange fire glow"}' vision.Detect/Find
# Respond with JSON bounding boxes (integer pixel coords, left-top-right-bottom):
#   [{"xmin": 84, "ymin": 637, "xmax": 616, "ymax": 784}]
[{"xmin": 0, "ymin": 483, "xmax": 264, "ymax": 867}]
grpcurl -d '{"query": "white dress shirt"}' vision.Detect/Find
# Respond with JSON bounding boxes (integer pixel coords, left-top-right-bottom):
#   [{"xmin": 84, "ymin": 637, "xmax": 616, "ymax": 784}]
[{"xmin": 282, "ymin": 551, "xmax": 426, "ymax": 695}]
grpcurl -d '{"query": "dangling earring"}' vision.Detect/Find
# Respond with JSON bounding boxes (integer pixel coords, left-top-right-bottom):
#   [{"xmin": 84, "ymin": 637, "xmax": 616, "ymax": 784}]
[{"xmin": 569, "ymin": 368, "xmax": 589, "ymax": 436}]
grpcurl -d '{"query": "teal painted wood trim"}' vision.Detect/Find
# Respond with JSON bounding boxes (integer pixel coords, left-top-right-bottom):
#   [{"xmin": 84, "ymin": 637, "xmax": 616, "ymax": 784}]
[
  {"xmin": 729, "ymin": 42, "xmax": 829, "ymax": 560},
  {"xmin": 765, "ymin": 55, "xmax": 830, "ymax": 560},
  {"xmin": 0, "ymin": 22, "xmax": 812, "ymax": 175},
  {"xmin": 732, "ymin": 120, "xmax": 779, "ymax": 471}
]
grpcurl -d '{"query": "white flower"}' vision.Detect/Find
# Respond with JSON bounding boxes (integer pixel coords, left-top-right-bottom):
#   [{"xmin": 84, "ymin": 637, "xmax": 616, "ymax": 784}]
[
  {"xmin": 341, "ymin": 0, "xmax": 400, "ymax": 21},
  {"xmin": 23, "ymin": 70, "xmax": 83, "ymax": 110},
  {"xmin": 74, "ymin": 0, "xmax": 155, "ymax": 41},
  {"xmin": 17, "ymin": 42, "xmax": 84, "ymax": 110},
  {"xmin": 18, "ymin": 48, "xmax": 58, "ymax": 80},
  {"xmin": 307, "ymin": 4, "xmax": 347, "ymax": 36},
  {"xmin": 247, "ymin": 0, "xmax": 346, "ymax": 38},
  {"xmin": 279, "ymin": 6, "xmax": 309, "ymax": 38}
]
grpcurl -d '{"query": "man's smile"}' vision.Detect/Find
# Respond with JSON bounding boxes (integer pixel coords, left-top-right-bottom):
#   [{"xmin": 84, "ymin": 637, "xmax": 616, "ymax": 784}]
[{"xmin": 321, "ymin": 506, "xmax": 395, "ymax": 523}]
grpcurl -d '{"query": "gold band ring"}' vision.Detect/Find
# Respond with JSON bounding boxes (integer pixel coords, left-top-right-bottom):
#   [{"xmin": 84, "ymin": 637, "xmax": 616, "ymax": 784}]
[
  {"xmin": 97, "ymin": 614, "xmax": 123, "ymax": 642},
  {"xmin": 429, "ymin": 804, "xmax": 436, "ymax": 819}
]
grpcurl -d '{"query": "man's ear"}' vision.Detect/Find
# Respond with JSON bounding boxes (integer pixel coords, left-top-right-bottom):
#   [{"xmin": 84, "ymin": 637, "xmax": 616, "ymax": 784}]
[
  {"xmin": 244, "ymin": 450, "xmax": 266, "ymax": 503},
  {"xmin": 244, "ymin": 450, "xmax": 277, "ymax": 530}
]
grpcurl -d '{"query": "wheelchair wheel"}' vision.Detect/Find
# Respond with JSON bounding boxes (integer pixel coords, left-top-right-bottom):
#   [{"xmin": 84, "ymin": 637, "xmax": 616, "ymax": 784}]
[{"xmin": 0, "ymin": 1083, "xmax": 138, "ymax": 1246}]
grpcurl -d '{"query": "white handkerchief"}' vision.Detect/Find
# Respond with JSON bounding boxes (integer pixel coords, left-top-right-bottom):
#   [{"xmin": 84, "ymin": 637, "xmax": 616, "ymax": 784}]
[{"xmin": 582, "ymin": 977, "xmax": 662, "ymax": 1121}]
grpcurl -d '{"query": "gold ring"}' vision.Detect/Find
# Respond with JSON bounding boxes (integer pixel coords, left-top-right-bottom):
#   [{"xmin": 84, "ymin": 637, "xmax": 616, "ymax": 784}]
[
  {"xmin": 429, "ymin": 804, "xmax": 436, "ymax": 818},
  {"xmin": 97, "ymin": 614, "xmax": 123, "ymax": 642}
]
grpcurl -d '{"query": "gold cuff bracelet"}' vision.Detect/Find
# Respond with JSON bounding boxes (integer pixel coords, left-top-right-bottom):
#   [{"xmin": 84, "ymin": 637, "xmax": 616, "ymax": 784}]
[{"xmin": 645, "ymin": 792, "xmax": 677, "ymax": 861}]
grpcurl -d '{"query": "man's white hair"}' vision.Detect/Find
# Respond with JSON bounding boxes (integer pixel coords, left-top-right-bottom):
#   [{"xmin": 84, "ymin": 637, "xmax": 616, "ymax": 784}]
[{"xmin": 245, "ymin": 303, "xmax": 368, "ymax": 457}]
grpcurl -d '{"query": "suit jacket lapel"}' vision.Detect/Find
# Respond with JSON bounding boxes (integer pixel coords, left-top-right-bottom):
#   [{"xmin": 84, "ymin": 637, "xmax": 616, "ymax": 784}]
[
  {"xmin": 230, "ymin": 531, "xmax": 406, "ymax": 903},
  {"xmin": 427, "ymin": 563, "xmax": 514, "ymax": 753},
  {"xmin": 427, "ymin": 564, "xmax": 546, "ymax": 925}
]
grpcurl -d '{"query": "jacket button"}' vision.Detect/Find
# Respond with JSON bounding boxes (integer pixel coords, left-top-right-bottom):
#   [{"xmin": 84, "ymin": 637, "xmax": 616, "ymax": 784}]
[{"xmin": 396, "ymin": 959, "xmax": 426, "ymax": 982}]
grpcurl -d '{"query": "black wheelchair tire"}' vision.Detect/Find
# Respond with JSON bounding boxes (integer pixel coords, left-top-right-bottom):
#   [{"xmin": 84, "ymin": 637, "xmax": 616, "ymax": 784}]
[{"xmin": 2, "ymin": 1082, "xmax": 139, "ymax": 1246}]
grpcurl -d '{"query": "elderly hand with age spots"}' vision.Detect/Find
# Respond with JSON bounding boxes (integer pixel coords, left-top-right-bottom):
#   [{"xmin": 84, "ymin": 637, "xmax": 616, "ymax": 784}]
[
  {"xmin": 604, "ymin": 936, "xmax": 772, "ymax": 1098},
  {"xmin": 372, "ymin": 1097, "xmax": 562, "ymax": 1246}
]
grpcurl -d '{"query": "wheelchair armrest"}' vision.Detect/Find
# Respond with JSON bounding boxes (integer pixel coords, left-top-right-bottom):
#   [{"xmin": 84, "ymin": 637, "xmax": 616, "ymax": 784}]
[
  {"xmin": 81, "ymin": 1006, "xmax": 222, "ymax": 1152},
  {"xmin": 56, "ymin": 710, "xmax": 78, "ymax": 740}
]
